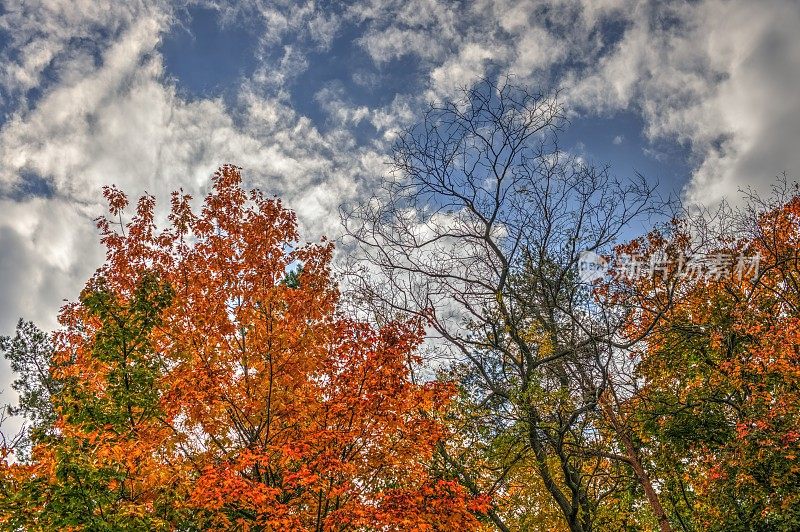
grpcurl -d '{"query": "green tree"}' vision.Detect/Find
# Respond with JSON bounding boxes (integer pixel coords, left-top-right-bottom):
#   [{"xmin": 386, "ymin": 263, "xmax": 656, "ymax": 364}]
[{"xmin": 1, "ymin": 320, "xmax": 59, "ymax": 461}]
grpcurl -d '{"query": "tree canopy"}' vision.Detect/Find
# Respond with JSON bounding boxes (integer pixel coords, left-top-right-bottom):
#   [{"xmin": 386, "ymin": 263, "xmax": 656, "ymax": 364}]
[
  {"xmin": 0, "ymin": 165, "xmax": 487, "ymax": 531},
  {"xmin": 2, "ymin": 83, "xmax": 799, "ymax": 532}
]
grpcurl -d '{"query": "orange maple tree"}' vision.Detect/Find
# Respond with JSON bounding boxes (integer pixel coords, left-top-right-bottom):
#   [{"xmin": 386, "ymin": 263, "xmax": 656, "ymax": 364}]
[{"xmin": 1, "ymin": 165, "xmax": 488, "ymax": 530}]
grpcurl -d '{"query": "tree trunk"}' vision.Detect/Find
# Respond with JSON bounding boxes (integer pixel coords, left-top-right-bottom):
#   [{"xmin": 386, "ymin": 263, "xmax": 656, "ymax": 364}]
[{"xmin": 601, "ymin": 396, "xmax": 672, "ymax": 532}]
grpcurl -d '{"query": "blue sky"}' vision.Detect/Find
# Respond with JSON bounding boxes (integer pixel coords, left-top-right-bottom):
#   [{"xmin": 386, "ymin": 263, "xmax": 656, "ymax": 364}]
[
  {"xmin": 0, "ymin": 0, "xmax": 798, "ymax": 379},
  {"xmin": 158, "ymin": 4, "xmax": 691, "ymax": 192}
]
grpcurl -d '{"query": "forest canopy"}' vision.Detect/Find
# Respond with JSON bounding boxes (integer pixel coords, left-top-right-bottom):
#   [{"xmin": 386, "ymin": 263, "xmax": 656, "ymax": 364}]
[{"xmin": 2, "ymin": 81, "xmax": 799, "ymax": 531}]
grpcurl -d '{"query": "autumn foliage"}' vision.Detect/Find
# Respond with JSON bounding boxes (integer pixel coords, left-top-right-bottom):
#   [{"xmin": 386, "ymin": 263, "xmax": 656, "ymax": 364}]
[
  {"xmin": 0, "ymin": 166, "xmax": 486, "ymax": 530},
  {"xmin": 3, "ymin": 163, "xmax": 800, "ymax": 532},
  {"xmin": 610, "ymin": 194, "xmax": 800, "ymax": 530}
]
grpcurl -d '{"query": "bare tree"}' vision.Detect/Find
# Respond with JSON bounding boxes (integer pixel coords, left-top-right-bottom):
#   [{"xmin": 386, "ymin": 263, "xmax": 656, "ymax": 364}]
[{"xmin": 342, "ymin": 78, "xmax": 674, "ymax": 531}]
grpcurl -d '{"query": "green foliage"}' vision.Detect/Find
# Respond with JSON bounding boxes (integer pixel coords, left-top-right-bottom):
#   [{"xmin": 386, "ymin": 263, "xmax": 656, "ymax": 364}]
[
  {"xmin": 1, "ymin": 320, "xmax": 59, "ymax": 460},
  {"xmin": 281, "ymin": 265, "xmax": 303, "ymax": 289},
  {"xmin": 0, "ymin": 273, "xmax": 188, "ymax": 531},
  {"xmin": 69, "ymin": 271, "xmax": 173, "ymax": 431}
]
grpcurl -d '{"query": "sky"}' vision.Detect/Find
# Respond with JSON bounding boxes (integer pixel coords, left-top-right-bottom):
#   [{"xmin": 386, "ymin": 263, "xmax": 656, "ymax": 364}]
[{"xmin": 0, "ymin": 0, "xmax": 799, "ymax": 400}]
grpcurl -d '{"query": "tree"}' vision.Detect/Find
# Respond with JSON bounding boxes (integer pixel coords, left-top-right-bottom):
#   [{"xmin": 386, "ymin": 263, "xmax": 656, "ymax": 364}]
[
  {"xmin": 617, "ymin": 183, "xmax": 800, "ymax": 530},
  {"xmin": 342, "ymin": 78, "xmax": 671, "ymax": 531},
  {"xmin": 1, "ymin": 165, "xmax": 487, "ymax": 531},
  {"xmin": 1, "ymin": 272, "xmax": 184, "ymax": 530},
  {"xmin": 0, "ymin": 320, "xmax": 59, "ymax": 461}
]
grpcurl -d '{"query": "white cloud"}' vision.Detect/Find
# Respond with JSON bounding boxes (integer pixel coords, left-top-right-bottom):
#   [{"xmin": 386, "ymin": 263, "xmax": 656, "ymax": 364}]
[
  {"xmin": 359, "ymin": 26, "xmax": 444, "ymax": 64},
  {"xmin": 351, "ymin": 0, "xmax": 458, "ymax": 64},
  {"xmin": 0, "ymin": 198, "xmax": 101, "ymax": 331},
  {"xmin": 0, "ymin": 1, "xmax": 171, "ymax": 102},
  {"xmin": 430, "ymin": 42, "xmax": 503, "ymax": 97},
  {"xmin": 564, "ymin": 0, "xmax": 800, "ymax": 204},
  {"xmin": 678, "ymin": 1, "xmax": 800, "ymax": 204},
  {"xmin": 509, "ymin": 26, "xmax": 566, "ymax": 76},
  {"xmin": 314, "ymin": 84, "xmax": 371, "ymax": 126}
]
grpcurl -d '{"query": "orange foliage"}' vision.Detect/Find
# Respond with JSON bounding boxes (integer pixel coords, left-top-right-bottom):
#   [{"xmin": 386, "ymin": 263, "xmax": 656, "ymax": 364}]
[
  {"xmin": 615, "ymin": 195, "xmax": 800, "ymax": 528},
  {"xmin": 6, "ymin": 165, "xmax": 485, "ymax": 530}
]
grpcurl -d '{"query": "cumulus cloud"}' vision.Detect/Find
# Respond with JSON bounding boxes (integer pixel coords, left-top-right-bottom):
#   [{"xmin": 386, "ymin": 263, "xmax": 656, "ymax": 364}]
[
  {"xmin": 0, "ymin": 198, "xmax": 101, "ymax": 331},
  {"xmin": 352, "ymin": 0, "xmax": 458, "ymax": 64},
  {"xmin": 314, "ymin": 83, "xmax": 371, "ymax": 126},
  {"xmin": 675, "ymin": 1, "xmax": 800, "ymax": 204},
  {"xmin": 357, "ymin": 0, "xmax": 800, "ymax": 205},
  {"xmin": 0, "ymin": 1, "xmax": 172, "ymax": 105},
  {"xmin": 430, "ymin": 42, "xmax": 504, "ymax": 97},
  {"xmin": 561, "ymin": 0, "xmax": 800, "ymax": 204}
]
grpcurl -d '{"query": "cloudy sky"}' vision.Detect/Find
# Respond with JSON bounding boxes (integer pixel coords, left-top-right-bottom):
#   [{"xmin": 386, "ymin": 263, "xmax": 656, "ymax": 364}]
[{"xmin": 0, "ymin": 0, "xmax": 799, "ymax": 394}]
